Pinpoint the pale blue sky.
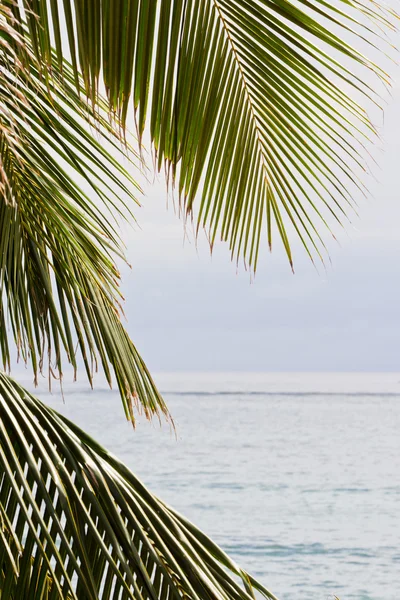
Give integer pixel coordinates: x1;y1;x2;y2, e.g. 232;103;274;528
43;3;400;375
9;6;400;381
120;74;400;373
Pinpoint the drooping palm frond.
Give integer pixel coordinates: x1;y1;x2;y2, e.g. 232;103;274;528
0;8;169;424
13;0;395;269
0;371;278;600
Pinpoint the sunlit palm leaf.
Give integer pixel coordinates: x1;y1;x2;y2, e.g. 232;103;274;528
0;9;168;424
14;0;395;269
0;372;278;600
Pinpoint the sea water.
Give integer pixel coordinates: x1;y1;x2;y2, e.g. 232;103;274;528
35;372;400;600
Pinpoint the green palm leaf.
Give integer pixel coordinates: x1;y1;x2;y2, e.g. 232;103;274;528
0;371;278;600
0;8;168;424
12;0;395;269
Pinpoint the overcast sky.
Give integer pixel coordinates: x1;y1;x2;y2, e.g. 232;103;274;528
11;7;400;381
119;56;400;374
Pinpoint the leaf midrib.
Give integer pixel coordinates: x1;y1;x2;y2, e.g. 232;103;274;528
212;0;270;181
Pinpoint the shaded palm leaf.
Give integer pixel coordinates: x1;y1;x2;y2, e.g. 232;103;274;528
0;371;278;600
0;9;168;424
14;0;395;269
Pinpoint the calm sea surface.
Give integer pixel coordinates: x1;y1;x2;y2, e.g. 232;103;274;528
35;373;400;600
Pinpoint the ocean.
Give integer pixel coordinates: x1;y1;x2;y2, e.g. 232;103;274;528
34;372;400;600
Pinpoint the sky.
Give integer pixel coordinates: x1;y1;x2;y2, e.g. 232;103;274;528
119;69;400;373
10;5;400;381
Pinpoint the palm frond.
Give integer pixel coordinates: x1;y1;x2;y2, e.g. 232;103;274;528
13;0;396;269
0;9;169;424
0;371;278;600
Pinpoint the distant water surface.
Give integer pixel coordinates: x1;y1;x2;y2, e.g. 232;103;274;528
31;373;400;600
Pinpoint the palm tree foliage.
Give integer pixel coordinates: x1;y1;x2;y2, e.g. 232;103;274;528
0;6;168;423
0;1;395;599
0;372;280;600
11;0;394;268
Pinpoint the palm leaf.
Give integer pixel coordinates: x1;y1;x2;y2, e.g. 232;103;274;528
13;0;395;269
0;8;169;424
0;371;278;600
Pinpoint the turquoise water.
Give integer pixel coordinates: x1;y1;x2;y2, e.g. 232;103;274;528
38;373;400;600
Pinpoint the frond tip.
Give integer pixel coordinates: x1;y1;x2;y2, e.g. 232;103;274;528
0;372;278;600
